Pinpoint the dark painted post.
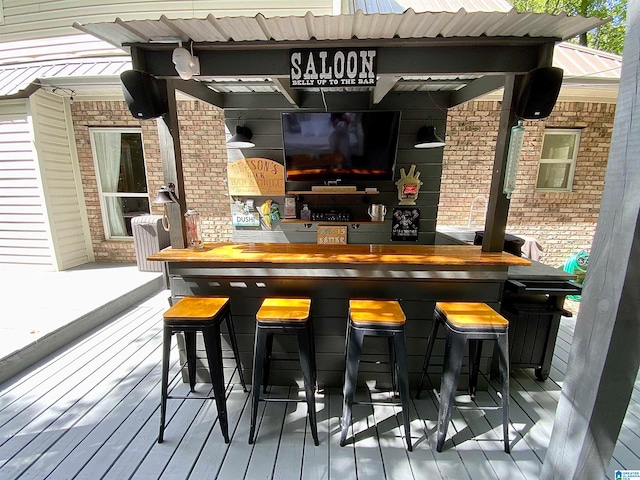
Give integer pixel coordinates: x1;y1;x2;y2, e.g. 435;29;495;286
157;80;187;248
542;2;640;477
482;74;522;252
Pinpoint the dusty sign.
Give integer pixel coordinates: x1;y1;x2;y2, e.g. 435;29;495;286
227;158;285;196
290;48;377;88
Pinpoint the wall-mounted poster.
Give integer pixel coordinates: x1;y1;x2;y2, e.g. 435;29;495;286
391;207;420;241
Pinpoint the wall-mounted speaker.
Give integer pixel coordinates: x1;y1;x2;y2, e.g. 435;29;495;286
515;67;564;120
120;70;168;120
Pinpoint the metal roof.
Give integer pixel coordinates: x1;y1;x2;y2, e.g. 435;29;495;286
73;10;608;48
348;0;514;14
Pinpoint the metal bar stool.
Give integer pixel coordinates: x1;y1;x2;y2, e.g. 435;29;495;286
249;297;319;446
416;302;510;453
340;299;412;451
159;296;246;444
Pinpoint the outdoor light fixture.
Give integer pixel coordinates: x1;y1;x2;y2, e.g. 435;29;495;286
414;117;445;148
227;117;255;148
172;43;200;80
152;183;178;231
503;120;526;199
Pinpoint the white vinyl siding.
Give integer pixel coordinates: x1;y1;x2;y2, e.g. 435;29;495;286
0;1;335;42
29;90;93;270
0;99;54;268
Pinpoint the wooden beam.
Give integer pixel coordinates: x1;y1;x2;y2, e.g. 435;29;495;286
482;74;522;253
372;75;400;104
271;77;301;107
157;80;187;248
450;75;505;107
173;79;224;107
542;3;640;478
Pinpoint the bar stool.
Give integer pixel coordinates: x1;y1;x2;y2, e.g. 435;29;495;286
416;302;510;453
340;299;412;451
249;297;319;446
159;296;246;444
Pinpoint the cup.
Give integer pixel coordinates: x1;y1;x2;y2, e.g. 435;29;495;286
368;204;387;221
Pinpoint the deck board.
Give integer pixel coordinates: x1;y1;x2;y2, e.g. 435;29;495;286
0;293;638;479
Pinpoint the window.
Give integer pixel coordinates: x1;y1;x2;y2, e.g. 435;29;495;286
90;129;150;238
535;129;580;192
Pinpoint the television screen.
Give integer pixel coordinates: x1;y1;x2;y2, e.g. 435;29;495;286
282;111;401;182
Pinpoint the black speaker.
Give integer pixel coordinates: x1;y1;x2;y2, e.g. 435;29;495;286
120;70;168;120
515;67;564;120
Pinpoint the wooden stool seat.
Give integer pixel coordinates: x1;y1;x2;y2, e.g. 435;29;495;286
250;297;319;446
349;299;406;325
158;296;246;445
436;302;508;330
164;296;230;323
341;299;412;451
256;298;311;323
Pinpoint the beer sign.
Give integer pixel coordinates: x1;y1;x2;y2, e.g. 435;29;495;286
290;48;377;88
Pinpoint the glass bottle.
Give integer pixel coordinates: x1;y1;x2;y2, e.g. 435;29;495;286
184;208;204;249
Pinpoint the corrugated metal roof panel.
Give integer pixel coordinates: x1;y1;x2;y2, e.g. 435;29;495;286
555;42;621;79
74;10;608;47
348;0;514;14
0;57;131;97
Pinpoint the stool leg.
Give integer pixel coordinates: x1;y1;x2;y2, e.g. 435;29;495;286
497;333;510;453
436;332;466;452
202;325;230;443
158;327;172;443
224;308;247;392
417;316;440;398
184;331;197;392
388;336;397;396
308;319;318;390
297;327;319;446
468;339;483;400
393;330;413;451
249;326;268;444
340;326;363;447
262;333;274;394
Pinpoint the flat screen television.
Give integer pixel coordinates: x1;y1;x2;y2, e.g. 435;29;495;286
282;111;401;182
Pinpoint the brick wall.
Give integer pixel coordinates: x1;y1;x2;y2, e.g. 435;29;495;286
72;100;232;263
438;100;615;268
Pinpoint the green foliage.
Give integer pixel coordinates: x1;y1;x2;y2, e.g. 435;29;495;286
510;0;626;54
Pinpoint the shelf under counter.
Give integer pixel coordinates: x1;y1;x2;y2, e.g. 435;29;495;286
281;219;386;225
287;190;379;195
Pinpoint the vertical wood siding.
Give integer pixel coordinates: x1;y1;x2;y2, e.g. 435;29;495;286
29;90;93;270
0;99;54;267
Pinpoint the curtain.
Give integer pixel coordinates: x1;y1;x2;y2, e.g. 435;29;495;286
93;131;127;236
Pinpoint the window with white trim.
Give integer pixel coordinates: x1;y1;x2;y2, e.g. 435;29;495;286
535;129;580;192
90;128;150;238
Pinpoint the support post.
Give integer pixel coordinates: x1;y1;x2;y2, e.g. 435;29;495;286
157;80;187;248
542;2;640;477
482;74;522;252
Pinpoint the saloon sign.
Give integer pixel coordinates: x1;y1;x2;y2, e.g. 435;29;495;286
290;48;377;88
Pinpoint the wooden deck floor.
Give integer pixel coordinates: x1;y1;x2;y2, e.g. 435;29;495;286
0;290;638;479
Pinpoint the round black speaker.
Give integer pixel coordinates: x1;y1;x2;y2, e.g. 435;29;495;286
120;70;168;120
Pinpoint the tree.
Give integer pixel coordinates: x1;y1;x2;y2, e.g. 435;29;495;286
510;0;627;54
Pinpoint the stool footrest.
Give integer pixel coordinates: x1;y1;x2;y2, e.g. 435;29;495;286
259;397;309;403
352;400;403;407
167;395;217;400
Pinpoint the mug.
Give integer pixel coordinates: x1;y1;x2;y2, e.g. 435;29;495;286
368;204;387;221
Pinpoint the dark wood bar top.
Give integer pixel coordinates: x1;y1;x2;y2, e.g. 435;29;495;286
148;242;531;267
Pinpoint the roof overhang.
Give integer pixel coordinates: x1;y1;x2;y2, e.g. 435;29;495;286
73;10;609;107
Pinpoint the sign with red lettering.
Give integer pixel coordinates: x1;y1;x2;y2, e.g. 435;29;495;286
227;158;285;196
290;48;377;88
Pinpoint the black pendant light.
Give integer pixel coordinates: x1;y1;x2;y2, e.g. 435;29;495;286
227;117;255;148
414;125;445;149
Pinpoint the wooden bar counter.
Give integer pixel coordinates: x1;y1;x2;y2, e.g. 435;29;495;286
150;243;529;388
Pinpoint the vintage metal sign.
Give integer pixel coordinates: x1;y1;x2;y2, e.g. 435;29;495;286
317;225;348;245
227;158;285;196
232;212;261;227
290;48;377;88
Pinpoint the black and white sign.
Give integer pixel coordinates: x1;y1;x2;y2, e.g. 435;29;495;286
290;48;377;88
391;208;420;241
